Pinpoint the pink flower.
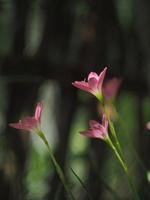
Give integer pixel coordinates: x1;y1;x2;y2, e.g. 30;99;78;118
9;102;43;133
146;122;150;130
80;114;108;140
72;67;107;101
103;78;121;101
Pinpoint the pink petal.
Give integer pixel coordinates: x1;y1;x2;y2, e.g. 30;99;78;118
72;81;91;93
9;122;33;131
21;117;38;127
95;124;108;138
90;117;108;137
34;102;43;122
88;72;99;81
80;130;102;138
9;122;30;131
9;117;38;131
80;129;107;139
89;120;101;129
102;114;108;130
87;72;99;92
103;78;121;100
88;75;99;92
97;67;107;91
146;122;150;130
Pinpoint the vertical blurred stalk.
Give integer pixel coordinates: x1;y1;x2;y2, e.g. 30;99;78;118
38;131;75;200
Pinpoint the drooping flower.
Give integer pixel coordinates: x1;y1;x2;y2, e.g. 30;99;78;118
103;78;122;101
80;114;108;140
9;102;43;133
72;67;107;101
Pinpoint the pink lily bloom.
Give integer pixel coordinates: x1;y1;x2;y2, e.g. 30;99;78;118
103;78;122;101
72;67;107;101
80;114;108;140
9;102;43;133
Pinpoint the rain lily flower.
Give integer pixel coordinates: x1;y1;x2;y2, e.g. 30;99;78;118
103;78;122;101
9;102;43;134
80;114;108;140
72;67;107;101
9;102;76;199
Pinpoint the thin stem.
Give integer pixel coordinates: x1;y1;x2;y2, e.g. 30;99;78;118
106;137;140;200
97;96;140;199
101;103;123;158
90;151;123;200
108;119;125;162
37;131;75;200
70;167;93;200
102;103;126;167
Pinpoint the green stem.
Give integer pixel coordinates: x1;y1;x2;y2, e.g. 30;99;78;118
101;103;123;159
106;137;140;200
70;167;93;200
37;131;75;200
108;119;125;162
98;98;140;199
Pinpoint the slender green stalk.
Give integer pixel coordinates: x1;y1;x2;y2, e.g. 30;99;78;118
105;110;140;200
97;95;140;199
102;103;126;168
108;119;125;161
106;137;140;200
102;102;123;159
70;167;93;200
90;151;123;200
37;131;75;200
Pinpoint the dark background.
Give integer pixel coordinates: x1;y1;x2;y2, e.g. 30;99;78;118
0;0;150;199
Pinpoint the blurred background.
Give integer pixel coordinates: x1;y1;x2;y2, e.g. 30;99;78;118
0;0;150;199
